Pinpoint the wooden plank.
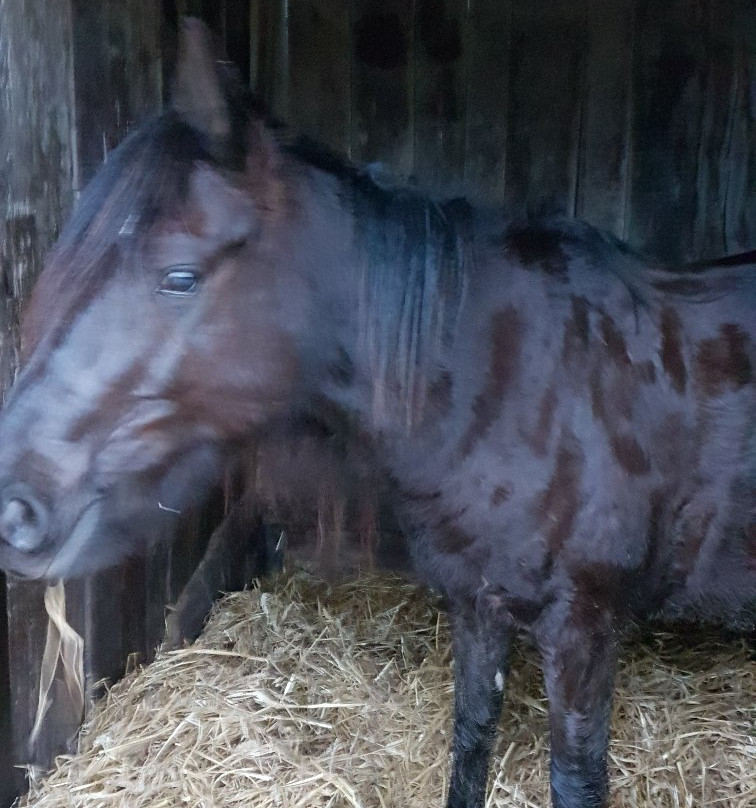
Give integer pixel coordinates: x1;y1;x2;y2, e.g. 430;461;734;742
143;490;225;656
165;493;263;649
2;2;163;782
250;0;290;120
503;0;586;215
0;0;76;286
125;0;164;122
412;0;468;197
71;0;163;186
686;0;746;259
627;0;711;262
69;1;115;186
223;0;252;82
462;0;512;205
0;219;25;406
351;0;414;179
249;0;262;89
118;559;150;664
722;1;755;256
2;214;41;306
1;0;78;797
144;542;173;655
288;0;351;154
575;0;634;238
0;297;19;408
82;565;143;691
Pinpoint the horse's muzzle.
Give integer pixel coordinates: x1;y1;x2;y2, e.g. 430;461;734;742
0;483;50;553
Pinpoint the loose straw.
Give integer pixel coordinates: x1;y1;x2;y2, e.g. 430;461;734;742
18;571;755;808
29;582;85;751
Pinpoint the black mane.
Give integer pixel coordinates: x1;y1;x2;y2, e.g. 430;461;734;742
58;113;211;253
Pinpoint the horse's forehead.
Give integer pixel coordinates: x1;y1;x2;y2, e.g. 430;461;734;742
152;164;256;245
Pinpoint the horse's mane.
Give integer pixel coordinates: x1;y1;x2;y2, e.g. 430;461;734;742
22;113;212;358
281;135;473;431
352;187;471;430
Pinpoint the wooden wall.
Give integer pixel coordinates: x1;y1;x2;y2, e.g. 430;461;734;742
1;4;78;801
0;0;165;800
251;0;755;263
0;0;753;805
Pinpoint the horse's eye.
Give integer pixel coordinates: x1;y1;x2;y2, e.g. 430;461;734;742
157;267;199;296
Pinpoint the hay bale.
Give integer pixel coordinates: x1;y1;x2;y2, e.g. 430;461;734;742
19;571;755;808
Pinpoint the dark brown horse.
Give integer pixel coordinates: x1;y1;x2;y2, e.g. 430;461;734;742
0;21;753;808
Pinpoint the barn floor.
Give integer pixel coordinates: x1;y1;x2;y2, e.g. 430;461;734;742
16;570;756;808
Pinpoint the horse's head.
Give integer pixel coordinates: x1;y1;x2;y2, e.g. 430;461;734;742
0;21;305;579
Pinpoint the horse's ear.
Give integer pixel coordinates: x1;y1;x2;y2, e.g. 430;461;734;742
172;18;232;160
243;118;289;217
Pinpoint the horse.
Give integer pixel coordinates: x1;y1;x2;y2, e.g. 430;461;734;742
0;20;753;808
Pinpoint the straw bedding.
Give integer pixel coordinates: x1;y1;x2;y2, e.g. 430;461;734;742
20;570;755;808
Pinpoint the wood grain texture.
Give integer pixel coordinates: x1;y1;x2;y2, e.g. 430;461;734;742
627;0;731;262
463;0;512;204
251;0;753;258
71;0;162;187
722;3;756;256
0;0;76;370
250;0;290;121
413;0;467;196
504;0;586;216
1;2;163;793
288;0;351;154
351;0;414;180
576;0;634;238
1;0;78;795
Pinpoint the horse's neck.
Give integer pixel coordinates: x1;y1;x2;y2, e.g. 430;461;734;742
300;169;470;434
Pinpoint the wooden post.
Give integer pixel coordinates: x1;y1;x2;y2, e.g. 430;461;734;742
0;0;77;798
0;0;163;800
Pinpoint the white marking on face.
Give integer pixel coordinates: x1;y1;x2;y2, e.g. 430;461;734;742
494;670;504;692
119;214;139;236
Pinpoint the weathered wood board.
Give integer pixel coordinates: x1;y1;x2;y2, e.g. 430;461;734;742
250;0;754;259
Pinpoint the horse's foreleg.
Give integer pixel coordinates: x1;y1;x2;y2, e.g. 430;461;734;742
446;595;513;808
537;600;618;808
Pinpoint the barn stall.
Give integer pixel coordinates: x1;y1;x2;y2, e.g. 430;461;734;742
0;1;754;806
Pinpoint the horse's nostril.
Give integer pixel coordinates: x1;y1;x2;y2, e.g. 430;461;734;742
0;484;49;552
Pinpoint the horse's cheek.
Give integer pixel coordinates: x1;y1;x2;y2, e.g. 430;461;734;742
203;290;300;416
